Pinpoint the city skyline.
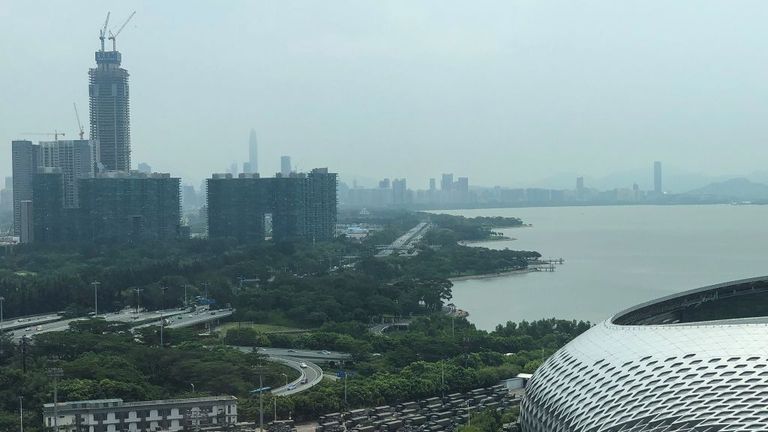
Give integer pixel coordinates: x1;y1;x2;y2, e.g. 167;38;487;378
4;2;768;188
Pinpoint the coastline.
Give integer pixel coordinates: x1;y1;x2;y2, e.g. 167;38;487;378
449;267;534;282
458;236;516;245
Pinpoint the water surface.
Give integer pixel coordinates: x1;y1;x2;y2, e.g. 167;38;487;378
437;205;768;330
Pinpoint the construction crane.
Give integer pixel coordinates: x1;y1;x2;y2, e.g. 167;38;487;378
98;12;110;51
73;103;85;140
109;11;136;51
22;131;66;141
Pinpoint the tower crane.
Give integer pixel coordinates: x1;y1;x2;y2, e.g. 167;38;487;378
109;11;136;51
22;131;66;141
99;12;110;51
73;103;85;140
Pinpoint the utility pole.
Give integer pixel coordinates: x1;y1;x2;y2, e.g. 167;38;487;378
47;367;63;432
183;284;189;308
273;396;277;422
160;286;167;347
91;281;100;317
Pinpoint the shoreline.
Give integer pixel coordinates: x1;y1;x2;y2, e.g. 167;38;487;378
449;267;534;282
458;236;516;245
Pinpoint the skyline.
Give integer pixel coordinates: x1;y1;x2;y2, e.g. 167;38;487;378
4;1;768;189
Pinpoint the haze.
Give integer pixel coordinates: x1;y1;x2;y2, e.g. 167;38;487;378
2;0;768;190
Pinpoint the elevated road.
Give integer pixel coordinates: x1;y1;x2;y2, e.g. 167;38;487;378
0;313;63;332
232;346;326;396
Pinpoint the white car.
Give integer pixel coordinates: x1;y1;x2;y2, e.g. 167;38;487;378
300;362;308;368
287;384;296;390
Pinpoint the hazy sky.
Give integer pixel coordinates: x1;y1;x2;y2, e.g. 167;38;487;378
2;1;768;190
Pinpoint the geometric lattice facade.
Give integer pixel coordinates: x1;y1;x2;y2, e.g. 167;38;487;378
520;276;768;431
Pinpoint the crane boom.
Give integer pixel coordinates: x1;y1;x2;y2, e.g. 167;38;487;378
22;131;66;141
73;103;85;140
99;12;111;51
109;11;136;51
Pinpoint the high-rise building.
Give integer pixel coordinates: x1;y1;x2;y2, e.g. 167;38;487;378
207;168;337;243
653;161;663;194
392;178;407;204
280;156;292;177
77;172;181;243
12;139;94;236
576;176;585;198
378;178;391;189
38;140;94;208
429;178;436;191
456;177;469;194
11;140;39;236
89;38;131;172
248;129;258;174
32;169;65;244
441;173;454;191
182;184;199;211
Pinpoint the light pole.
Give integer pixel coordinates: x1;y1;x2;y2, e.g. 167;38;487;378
273;396;277;422
91;281;100;317
190;383;195;393
183;284;189;308
281;373;288;387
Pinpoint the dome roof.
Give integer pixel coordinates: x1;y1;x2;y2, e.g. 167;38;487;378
520;276;768;431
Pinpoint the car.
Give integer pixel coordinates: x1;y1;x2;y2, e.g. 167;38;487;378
287;384;296;390
321;350;331;355
176;316;183;320
210;311;216;315
287;349;296;353
300;378;308;385
300;362;307;368
36;326;42;330
25;327;32;332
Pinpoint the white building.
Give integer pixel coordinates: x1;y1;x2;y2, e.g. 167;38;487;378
43;396;237;432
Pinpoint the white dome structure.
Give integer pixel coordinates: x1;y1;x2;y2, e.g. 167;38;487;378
519;276;768;431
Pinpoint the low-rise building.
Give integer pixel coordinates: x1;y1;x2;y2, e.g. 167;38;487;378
42;396;237;432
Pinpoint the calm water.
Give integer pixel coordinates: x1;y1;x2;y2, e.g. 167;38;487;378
438;205;768;330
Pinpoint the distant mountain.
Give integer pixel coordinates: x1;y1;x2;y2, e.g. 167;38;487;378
685;178;768;201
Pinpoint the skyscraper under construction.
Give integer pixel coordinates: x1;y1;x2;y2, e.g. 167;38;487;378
89;12;134;172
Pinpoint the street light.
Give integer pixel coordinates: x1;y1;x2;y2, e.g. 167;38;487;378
18;395;23;432
190;383;195;393
281;373;288;387
91;281;100;317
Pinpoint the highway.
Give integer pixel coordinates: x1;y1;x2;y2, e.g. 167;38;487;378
232;346;335;396
4;309;216;341
136;308;234;330
0;313;63;332
375;222;431;257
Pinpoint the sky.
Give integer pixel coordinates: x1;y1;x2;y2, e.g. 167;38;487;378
2;1;768;191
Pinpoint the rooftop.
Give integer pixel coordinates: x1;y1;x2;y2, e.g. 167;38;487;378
612;276;768;326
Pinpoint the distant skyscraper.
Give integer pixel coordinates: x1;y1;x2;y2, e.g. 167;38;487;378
0;176;12;211
654;161;663;194
229;162;238;176
248;129;258;174
392;178;407;204
576;176;585;197
456;177;469;194
441;173;454;191
379;178;391;189
281;156;292;177
89;38;131;172
429;178;436;191
19;200;33;243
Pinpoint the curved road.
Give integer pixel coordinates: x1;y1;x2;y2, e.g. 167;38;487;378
232;346;325;396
